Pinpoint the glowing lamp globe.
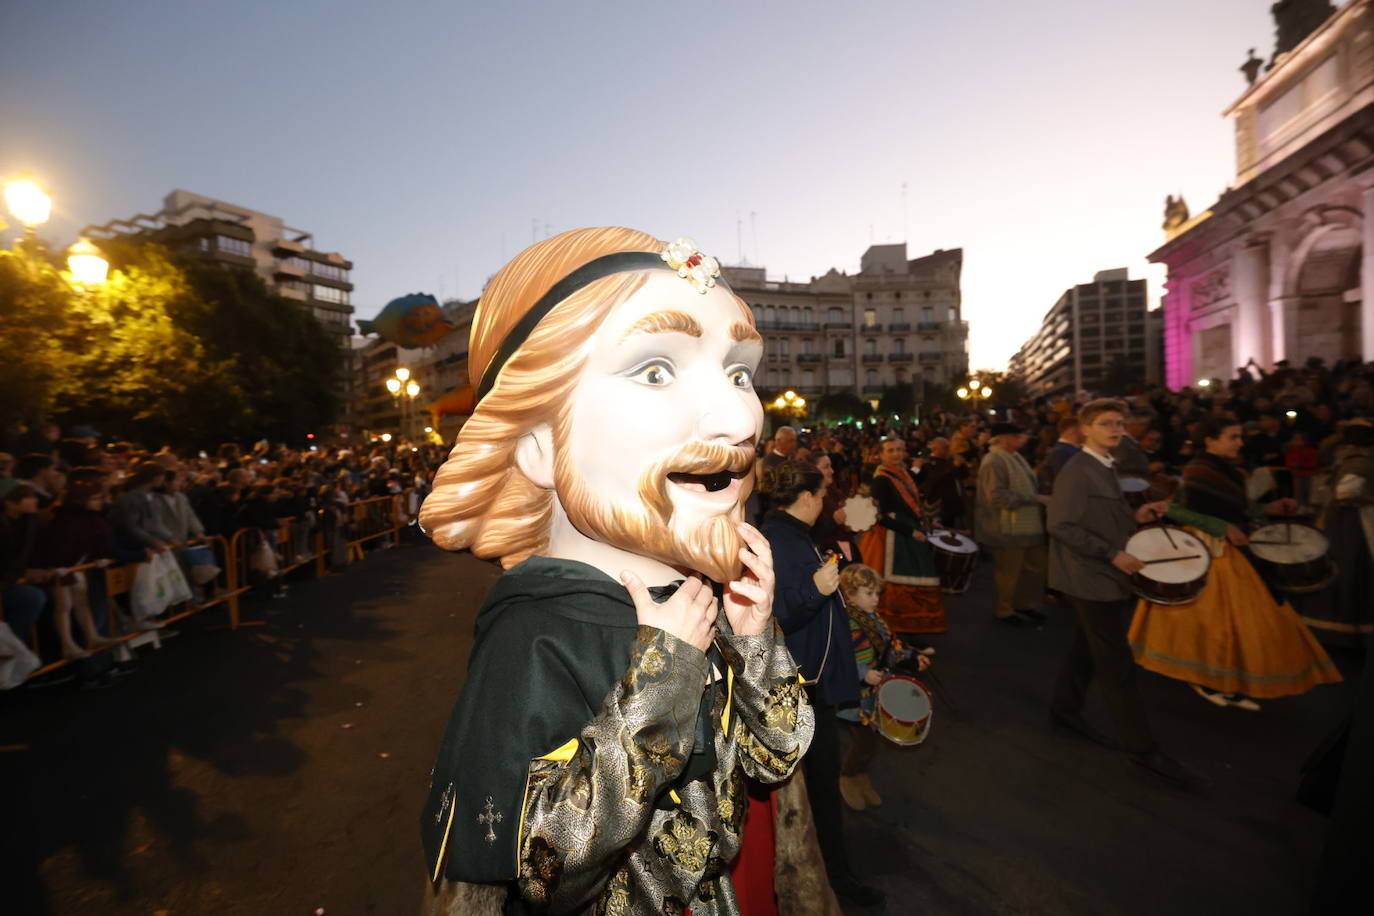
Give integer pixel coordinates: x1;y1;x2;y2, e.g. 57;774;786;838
784;390;796;400
66;238;109;285
773;396;786;408
795;397;805;408
395;367;411;382
385;377;402;395
4;176;51;227
980;386;992;398
405;381;420;398
381;433;393;442
956;387;969;399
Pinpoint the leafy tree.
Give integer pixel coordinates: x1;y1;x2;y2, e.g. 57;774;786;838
878;382;916;418
815;389;870;423
0;245;76;430
0;240;342;448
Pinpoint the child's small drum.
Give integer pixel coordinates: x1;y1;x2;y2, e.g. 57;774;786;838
874;674;934;747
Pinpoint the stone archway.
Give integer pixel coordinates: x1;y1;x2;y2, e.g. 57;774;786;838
1285;208;1363;364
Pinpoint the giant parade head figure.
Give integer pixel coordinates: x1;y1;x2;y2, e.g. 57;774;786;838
420;227;764;584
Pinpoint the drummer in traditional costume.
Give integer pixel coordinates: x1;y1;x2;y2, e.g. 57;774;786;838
835;563;930;812
1300;418;1374;644
859;436;947;634
1128;416;1342;709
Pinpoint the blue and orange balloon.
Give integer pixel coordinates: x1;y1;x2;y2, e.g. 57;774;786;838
356;293;457;348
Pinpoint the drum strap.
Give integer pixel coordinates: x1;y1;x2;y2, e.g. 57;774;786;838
799;544;837;688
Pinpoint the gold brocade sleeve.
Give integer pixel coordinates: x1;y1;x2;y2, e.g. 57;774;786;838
514;625;709;912
719;623;815;782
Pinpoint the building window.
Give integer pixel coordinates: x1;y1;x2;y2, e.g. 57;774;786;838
309;261;349;283
790;306;800;325
217;236;251;257
803;307;813;325
866;368;878;387
865;338;877;355
764;305;776;324
833;339;846;357
199;237;210;252
803;338;814;354
313;284;350;305
894;307;904;324
828;307;842;324
803;369;814;387
864;309;877;328
894;338;906;354
922;306;934;321
895;368;907;384
780;338;790;356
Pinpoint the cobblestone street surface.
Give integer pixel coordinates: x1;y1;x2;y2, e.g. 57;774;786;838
1;539;1360;915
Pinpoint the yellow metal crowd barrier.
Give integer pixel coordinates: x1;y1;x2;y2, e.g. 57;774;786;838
2;492;414;682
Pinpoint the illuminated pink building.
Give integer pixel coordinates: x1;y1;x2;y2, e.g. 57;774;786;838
1150;0;1374;389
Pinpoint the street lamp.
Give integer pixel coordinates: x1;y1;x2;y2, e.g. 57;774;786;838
66;238;109;286
386;367;422;439
957;376;993;413
4;175;51;232
771;389;806;420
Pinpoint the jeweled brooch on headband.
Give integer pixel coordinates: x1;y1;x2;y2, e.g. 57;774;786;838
661;238;721;294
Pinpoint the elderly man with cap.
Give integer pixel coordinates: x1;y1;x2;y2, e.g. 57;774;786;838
976;422;1051;627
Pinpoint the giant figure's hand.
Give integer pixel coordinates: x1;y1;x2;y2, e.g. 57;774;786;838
723;522;774;637
621;571;717;653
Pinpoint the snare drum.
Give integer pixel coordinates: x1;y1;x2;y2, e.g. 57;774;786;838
1124;526;1212;606
1248;523;1337;593
928;529;979;594
874;674;934;747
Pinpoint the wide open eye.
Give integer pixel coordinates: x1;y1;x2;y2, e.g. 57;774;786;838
728;366;754;389
627;360;675;387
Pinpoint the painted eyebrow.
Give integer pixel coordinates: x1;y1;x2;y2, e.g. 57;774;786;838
618;310;702;343
730;321;763;344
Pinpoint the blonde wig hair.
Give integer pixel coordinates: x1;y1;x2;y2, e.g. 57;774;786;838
420;227;755;573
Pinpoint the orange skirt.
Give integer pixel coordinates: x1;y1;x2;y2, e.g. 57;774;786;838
878;584;947;634
1128;535;1342;698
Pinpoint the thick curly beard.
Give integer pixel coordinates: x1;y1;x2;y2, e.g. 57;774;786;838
555;440;754;584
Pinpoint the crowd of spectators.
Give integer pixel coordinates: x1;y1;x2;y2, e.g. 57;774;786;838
758;356;1374;526
0;423;445;689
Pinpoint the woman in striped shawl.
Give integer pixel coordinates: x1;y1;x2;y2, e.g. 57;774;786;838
1128;417;1341;709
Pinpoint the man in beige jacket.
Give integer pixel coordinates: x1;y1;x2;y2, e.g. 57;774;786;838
976;422;1051;627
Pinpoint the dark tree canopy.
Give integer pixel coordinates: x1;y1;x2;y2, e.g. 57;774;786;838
0;241;342;447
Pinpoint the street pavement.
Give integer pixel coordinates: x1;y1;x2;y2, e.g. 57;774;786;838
0;537;1361;915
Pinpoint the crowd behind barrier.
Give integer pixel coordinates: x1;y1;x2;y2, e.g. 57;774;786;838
0;431;444;690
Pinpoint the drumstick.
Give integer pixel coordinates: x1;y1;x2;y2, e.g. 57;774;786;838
922;668;959;718
1141;554;1202;565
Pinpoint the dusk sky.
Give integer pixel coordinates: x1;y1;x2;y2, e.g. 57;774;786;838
1;0;1278;370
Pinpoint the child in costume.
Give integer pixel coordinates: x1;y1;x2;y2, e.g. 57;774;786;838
836;563;930;810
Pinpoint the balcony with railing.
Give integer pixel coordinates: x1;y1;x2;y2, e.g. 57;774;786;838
888;353;914;363
888;322;911;332
798;353;823;364
918;352;943;364
860;323;883;333
861;353;884;364
824;321;853;330
757;320;820;332
917;321;942;332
